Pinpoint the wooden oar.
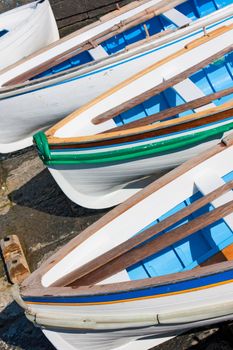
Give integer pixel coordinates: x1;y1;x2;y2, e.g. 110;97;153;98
105;86;233;133
50;180;233;287
4;0;185;87
92;43;233;126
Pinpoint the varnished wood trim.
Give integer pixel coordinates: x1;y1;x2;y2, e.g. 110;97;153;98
93;45;233;126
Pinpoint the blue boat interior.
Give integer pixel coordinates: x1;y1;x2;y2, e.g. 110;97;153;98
31;0;231;80
113;51;233;127
127;170;233;280
0;29;8;38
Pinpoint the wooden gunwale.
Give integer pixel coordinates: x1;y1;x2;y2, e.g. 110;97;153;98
3;0;185;87
45;25;233;140
21;260;233;298
48;101;233;149
21;135;233;297
50;183;233;287
107;86;233;132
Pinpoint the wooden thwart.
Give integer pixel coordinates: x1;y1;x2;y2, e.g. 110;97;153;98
50;180;233;287
0;235;30;284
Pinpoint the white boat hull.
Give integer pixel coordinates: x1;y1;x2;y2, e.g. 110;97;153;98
0;0;59;70
26;280;233;350
0;6;232;153
48;136;221;209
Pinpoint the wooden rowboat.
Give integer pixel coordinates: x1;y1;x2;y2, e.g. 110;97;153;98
18;133;233;350
34;24;233;209
0;0;232;153
0;0;59;70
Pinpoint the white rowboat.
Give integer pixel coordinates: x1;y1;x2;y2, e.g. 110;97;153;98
0;0;232;153
34;24;233;209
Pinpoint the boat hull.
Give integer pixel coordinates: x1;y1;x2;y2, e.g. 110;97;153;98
23;272;233;350
47;133;226;209
0;0;59;70
0;6;232;153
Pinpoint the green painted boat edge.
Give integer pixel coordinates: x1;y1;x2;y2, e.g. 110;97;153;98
33;122;233;166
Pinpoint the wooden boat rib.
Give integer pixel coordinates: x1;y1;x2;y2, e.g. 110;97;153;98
18;133;233;350
0;0;232;153
0;0;59;70
33;25;233;209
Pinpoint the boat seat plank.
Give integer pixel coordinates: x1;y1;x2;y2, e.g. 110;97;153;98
173;79;215;111
88;45;109;60
163;8;192;27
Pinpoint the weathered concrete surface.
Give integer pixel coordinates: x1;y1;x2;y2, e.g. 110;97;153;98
1;149;233;350
0;0;133;36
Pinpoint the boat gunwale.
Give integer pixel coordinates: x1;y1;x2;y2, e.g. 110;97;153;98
46;101;233;148
1;6;232;97
21;260;233;299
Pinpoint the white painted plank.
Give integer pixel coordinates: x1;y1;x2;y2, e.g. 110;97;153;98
163;8;192;27
173;79;216;111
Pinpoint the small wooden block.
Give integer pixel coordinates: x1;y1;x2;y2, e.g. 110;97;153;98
0;235;30;284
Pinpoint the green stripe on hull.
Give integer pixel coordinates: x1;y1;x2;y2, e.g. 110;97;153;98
34;122;233;166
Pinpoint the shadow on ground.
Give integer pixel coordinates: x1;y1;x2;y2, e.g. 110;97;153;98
0;301;55;350
9;168;107;218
